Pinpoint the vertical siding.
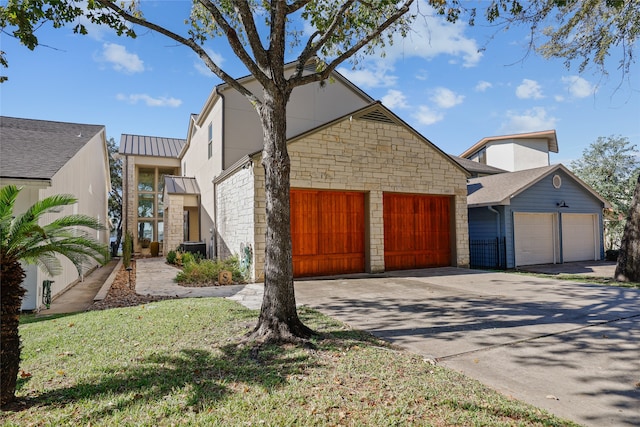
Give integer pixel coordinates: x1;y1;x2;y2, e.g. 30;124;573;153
36;132;110;308
504;169;605;267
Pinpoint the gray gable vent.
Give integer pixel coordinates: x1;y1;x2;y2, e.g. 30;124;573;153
358;109;397;125
304;63;318;73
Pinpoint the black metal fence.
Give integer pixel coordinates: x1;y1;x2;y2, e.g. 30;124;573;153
470;237;506;270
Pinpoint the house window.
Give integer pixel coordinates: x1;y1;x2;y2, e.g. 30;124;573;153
207;123;213;159
477;148;487;165
136;166;176;245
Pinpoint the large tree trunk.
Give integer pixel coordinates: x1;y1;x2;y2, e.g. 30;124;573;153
615;175;640;282
0;255;26;408
248;87;314;342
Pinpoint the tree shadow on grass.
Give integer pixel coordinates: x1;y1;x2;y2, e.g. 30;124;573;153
12;325;383;424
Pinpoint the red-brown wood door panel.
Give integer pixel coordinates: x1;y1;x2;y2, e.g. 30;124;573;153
384;193;451;270
291;189;365;277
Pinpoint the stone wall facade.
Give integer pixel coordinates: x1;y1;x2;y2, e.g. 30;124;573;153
215;166;256;278
244;112;470;280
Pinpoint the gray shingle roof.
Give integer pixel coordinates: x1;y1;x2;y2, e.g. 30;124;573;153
467;164;609;208
119;134;186;158
0;116;104;180
449;155;506;176
165;175;200;194
467;165;560;207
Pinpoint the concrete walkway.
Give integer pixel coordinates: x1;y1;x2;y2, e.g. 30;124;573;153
38;259;120;315
134;257;264;309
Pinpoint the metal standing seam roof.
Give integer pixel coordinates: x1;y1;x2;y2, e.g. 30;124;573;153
119;134;186;158
0;116;104;180
164;175;200;194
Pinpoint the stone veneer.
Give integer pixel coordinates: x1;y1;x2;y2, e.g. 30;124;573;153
215;166;256;275
218;113;470;281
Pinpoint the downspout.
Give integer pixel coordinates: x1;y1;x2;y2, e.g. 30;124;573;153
212;178;218;260
487;206;500;237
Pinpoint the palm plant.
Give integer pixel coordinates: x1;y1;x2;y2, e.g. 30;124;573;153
0;185;109;408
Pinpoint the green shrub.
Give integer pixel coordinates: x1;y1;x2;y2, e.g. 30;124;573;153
123;230;133;269
150;241;160;257
175;256;245;285
166;250;177;265
181;251;196;267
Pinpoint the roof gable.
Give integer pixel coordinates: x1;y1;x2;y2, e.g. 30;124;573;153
0;116;105;180
467;164;609;207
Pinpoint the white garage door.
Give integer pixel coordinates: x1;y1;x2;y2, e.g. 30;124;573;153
562;213;598;262
514;213;557;266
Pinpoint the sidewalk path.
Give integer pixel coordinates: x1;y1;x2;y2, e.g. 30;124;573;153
38;259;119;315
135;257;263;309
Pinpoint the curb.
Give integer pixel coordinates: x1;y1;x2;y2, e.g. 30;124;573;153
94;258;123;301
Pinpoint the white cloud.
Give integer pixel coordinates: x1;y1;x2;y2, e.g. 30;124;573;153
336;65;398;89
475;80;492;92
561;75;596;98
516;79;544;99
326;2;481;88
413;105;444;126
430;87;464;109
500;107;558;134
116;93;182;108
388;1;482;68
100;43;144;73
194;48;226;77
381;89;409;109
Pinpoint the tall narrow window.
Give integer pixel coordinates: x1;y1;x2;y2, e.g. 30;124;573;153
207;123;213;159
137;167;176;246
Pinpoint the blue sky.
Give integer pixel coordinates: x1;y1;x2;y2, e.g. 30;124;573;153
1;1;639;164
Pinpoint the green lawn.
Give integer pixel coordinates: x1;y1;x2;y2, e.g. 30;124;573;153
2;299;578;426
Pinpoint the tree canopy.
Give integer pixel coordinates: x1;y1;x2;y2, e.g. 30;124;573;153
570;135;640;249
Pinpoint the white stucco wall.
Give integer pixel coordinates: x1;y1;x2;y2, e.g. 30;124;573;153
485;139;550;171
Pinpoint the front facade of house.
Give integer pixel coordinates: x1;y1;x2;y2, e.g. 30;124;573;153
0;117;111;310
214;103;469;280
121;68;470;281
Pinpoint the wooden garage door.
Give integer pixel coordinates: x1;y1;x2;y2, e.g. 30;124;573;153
514;213;556;266
290;189;365;277
383;193;451;270
562;213;597;262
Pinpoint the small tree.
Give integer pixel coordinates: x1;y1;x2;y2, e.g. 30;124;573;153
0;185;109;408
107;137;123;256
570;136;640;250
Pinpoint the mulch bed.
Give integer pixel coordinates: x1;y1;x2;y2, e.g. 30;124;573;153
88;260;174;311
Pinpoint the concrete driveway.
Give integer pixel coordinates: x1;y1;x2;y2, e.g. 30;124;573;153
293;268;640;427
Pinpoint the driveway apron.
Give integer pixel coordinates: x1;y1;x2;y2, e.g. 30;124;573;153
293;268;640;427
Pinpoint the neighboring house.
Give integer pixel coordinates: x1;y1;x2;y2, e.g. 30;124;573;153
121;65;471;280
0;116;111;311
460;131;609;268
459;129;558;172
119;134;187;253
